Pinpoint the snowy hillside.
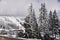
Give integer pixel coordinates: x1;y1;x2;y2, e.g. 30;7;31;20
0;16;25;31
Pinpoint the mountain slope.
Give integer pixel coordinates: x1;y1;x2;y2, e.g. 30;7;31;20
0;16;25;31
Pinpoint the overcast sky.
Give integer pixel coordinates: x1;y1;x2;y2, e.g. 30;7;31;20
0;0;60;17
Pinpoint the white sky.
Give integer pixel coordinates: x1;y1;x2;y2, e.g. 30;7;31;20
0;0;60;17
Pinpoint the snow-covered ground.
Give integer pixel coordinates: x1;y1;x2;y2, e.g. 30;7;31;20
0;16;25;38
0;34;16;38
0;16;25;31
24;39;41;40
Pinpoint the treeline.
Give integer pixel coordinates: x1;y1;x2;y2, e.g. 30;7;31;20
23;3;60;39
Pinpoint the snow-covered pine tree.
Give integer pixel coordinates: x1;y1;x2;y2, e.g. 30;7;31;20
52;10;59;34
28;3;38;38
32;9;38;31
24;3;38;38
49;11;53;31
39;3;49;34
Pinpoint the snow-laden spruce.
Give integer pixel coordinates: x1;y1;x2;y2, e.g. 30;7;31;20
38;3;49;34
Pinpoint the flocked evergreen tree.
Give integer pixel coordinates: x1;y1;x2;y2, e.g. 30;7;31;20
39;3;49;34
52;10;59;35
49;11;53;31
24;3;38;38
